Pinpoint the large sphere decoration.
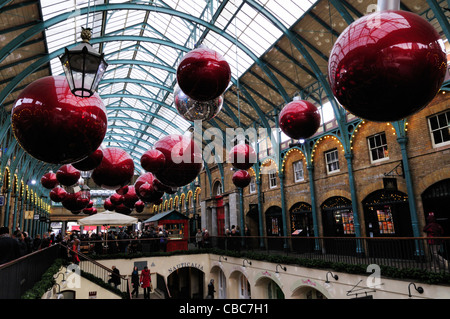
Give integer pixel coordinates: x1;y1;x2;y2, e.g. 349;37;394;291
229;143;257;171
134;173;164;203
140;149;166;173
232;170;252;188
104;197;115;211
153;134;203;188
10;76;107;164
176;46;231;101
279;99;321;140
91;147;135;190
41;171;59;190
56;164;81;187
134;200;145;213
174;84;223;122
72;148;103;171
61;190;90;212
122;186;139;208
50;186;67;202
328;10;447;122
116;185;129;195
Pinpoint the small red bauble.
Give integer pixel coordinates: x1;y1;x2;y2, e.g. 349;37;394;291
116;185;129;195
83;207;96;215
229;143;257;170
91;147;135;190
153;134;203;187
134;200;145;213
61;191;89;212
110;193;124;205
49;186;67;202
328;10;447;122
115;203;132;215
10;76;107;164
72;148;103;171
104;197;115;211
134;173;164;203
176;46;231;101
140;149;166;173
279;99;321;140
41;171;59;189
122;186;139;208
56;164;80;186
232;170;252;188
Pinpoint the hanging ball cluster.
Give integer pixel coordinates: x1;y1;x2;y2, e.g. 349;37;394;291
279;98;321;140
11;76;107;164
328;10;447;122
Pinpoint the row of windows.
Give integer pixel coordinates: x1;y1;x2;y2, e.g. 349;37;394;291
245;110;450;191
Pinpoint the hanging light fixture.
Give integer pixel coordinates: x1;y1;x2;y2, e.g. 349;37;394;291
59;27;108;98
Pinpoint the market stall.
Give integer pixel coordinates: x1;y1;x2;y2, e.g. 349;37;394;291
143;209;189;252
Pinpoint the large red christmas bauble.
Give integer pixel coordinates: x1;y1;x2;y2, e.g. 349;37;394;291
279;99;321;139
41;171;59;189
140;149;166;173
72;148;103;171
91;147;135;190
176;46;231;101
229;143;257;170
56;164;81;186
11;76;107;164
232;170;251;188
153;134;203;187
328;10;447;122
49;186;67;202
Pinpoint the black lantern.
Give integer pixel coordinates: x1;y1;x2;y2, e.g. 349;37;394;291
59;27;108;97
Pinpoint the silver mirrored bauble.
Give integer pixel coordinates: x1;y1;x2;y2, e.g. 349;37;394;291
174;84;223;121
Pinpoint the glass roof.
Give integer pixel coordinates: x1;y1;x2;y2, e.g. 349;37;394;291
38;0;316;173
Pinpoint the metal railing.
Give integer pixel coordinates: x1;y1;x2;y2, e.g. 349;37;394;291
75;235;450;273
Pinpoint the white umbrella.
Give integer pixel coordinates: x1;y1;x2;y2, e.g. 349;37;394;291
78;210;138;226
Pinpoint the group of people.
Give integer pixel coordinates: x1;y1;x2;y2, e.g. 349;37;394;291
108;265;152;299
0;226;56;265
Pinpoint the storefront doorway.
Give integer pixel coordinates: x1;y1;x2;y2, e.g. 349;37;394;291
167;267;204;299
265;206;283;250
290;202;314;253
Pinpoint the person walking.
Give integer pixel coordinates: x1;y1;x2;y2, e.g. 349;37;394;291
108;265;121;289
131;266;140;298
423;213;448;269
207;279;216;299
140;266;152;299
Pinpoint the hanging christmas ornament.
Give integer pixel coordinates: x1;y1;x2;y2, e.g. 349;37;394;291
115;203;132;215
140;149;166;174
104;197;115;211
56;164;81;187
153;134;203;188
61;189;90;212
50;186;67;202
83;207;97;215
116;185;129;195
110;193;124;205
91;147;134;190
41;171;59;189
174;84;223;122
134;172;164;203
122;185;139;208
232;170;251;188
176;45;231;101
72;147;103;171
229;142;256;170
279;98;321;140
328;8;447;122
153;178;177;194
134;200;145;213
10;76;107;164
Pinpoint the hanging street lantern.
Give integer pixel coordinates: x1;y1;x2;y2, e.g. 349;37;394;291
59;27;108;98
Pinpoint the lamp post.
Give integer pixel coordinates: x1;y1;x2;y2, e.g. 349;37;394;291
59;27;108;97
